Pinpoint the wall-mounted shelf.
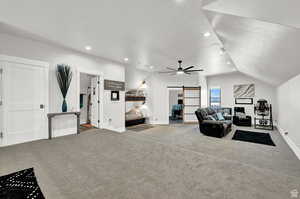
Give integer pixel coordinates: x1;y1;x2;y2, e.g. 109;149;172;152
126;96;146;102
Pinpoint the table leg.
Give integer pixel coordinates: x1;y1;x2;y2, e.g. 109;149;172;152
77;114;80;134
48;117;52;139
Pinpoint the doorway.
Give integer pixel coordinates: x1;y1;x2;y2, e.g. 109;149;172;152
167;86;201;124
0;55;49;147
168;88;184;124
79;72;100;132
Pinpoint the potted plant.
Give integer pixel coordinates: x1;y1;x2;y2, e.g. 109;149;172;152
56;64;72;112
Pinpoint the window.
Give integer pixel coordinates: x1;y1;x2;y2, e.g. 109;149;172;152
210;88;221;108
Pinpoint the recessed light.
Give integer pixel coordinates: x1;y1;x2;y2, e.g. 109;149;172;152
85;46;92;51
149;65;154;69
124;58;129;62
227;61;231;65
203;32;211;37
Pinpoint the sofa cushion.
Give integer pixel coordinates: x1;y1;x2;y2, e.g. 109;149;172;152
216;112;225;121
205;115;216;121
236;112;247;119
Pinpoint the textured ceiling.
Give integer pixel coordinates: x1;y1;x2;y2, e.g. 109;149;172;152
0;0;299;85
203;0;300;29
203;0;300;85
205;10;300;85
0;0;237;76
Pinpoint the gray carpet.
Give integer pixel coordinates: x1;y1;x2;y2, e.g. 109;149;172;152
126;124;154;132
0;125;300;199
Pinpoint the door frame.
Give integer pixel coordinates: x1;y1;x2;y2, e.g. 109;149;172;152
76;69;103;129
0;55;49;146
167;87;183;124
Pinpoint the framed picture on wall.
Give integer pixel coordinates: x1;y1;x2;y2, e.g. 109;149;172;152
235;98;253;105
111;91;120;101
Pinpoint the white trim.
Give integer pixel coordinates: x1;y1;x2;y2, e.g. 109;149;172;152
277;125;300;160
103;125;125;133
76;68;104;129
167;87;184;125
150;120;169;125
53;128;77;138
0;55;49;68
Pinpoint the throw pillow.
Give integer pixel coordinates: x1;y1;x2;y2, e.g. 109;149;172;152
212;113;219;120
236;112;247;119
205;115;216;121
216;112;225;121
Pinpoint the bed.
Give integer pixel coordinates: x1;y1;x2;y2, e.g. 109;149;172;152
125;107;145;127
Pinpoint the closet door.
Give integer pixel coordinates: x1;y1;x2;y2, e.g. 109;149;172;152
1;57;49;146
183;87;201;123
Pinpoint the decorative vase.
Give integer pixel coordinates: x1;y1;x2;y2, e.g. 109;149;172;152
62;98;67;112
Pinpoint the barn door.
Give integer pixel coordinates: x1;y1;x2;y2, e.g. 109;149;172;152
183;87;201;123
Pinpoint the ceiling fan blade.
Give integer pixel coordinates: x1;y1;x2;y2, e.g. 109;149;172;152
186;69;204;72
184;71;192;75
158;71;177;74
166;67;177;71
184;66;194;71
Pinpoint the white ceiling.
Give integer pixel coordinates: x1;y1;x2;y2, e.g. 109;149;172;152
203;0;300;85
203;0;300;29
0;0;237;76
205;10;300;85
0;0;299;85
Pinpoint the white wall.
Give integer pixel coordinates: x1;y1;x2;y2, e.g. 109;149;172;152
277;74;300;152
0;32;125;135
207;72;277;122
125;66;150;90
199;75;208;107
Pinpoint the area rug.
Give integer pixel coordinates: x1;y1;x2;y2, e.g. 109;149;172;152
0;168;45;199
232;130;276;146
127;124;154;132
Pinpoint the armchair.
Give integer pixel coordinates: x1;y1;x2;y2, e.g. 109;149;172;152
233;107;252;126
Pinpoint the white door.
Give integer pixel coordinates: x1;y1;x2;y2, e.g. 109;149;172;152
90;76;99;128
0;67;3;146
1;57;48;146
183;87;201;123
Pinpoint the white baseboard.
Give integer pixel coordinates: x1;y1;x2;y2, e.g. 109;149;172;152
149;120;169;125
102;125;126;133
53;128;77;138
277;125;300;160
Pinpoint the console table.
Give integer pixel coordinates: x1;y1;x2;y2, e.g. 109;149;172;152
47;112;81;139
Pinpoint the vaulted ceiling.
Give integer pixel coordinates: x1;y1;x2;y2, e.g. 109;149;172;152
203;0;300;85
0;0;299;85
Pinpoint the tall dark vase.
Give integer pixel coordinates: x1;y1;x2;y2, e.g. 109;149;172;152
62;98;67;112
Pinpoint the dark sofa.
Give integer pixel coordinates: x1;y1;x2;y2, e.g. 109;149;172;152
195;108;232;138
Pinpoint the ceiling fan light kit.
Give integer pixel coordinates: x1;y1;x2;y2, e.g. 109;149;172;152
158;60;204;75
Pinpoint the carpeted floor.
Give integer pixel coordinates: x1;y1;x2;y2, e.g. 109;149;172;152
0;124;300;199
126;124;154;132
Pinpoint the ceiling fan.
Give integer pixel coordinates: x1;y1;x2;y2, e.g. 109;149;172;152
158;60;204;75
